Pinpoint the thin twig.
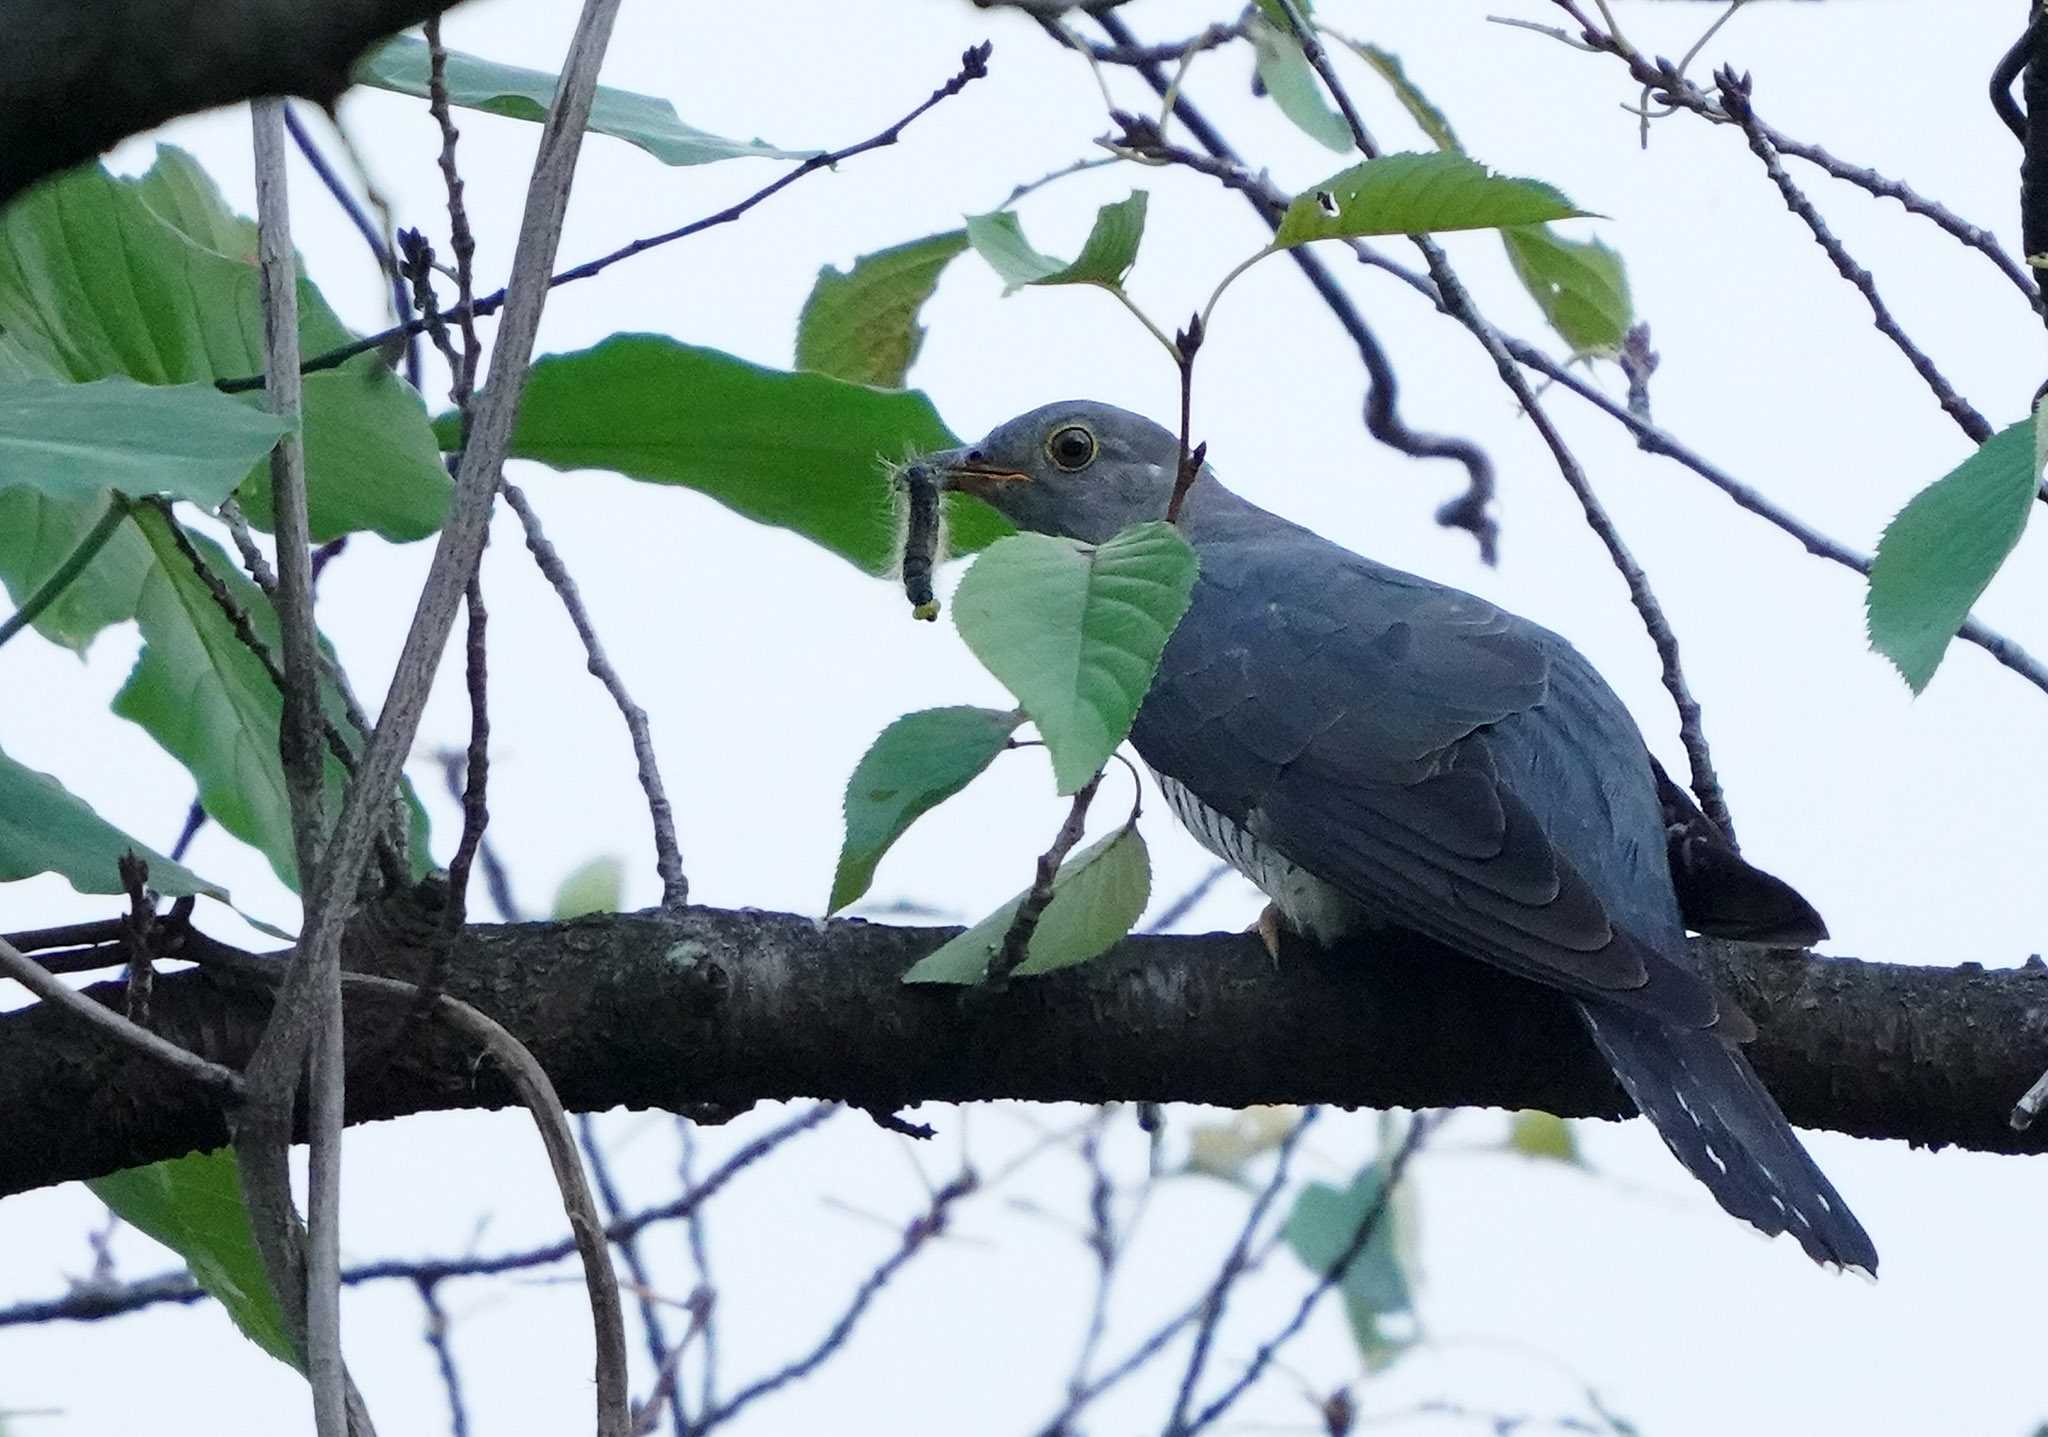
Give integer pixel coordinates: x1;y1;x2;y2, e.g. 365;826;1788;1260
579;1114;686;1437
0;493;128;651
345;972;629;1437
118;853;154;1024
1500;334;2048;699
1714;68;1993;447
686;1172;977;1434
1166;1108;1320;1434
501;481;689;910
0;934;243;1098
677;1120;721;1422
282;103;420;391
991;772;1106;984
213;45;995;396
1768;129;2043;314
1096;59;1499;560
252;99;353;1437
1165;313;1207;524
1133;9;1738;835
1179;1114;1437;1437
233;12;629;1436
1146;862;1233;934
425;17;483;407
446;577;492;924
251;100;329;884
415;1278;472;1437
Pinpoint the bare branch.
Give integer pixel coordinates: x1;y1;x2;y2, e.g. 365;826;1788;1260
214;44;996;395
0;930;243;1099
502;482;689;910
345;972;630;1437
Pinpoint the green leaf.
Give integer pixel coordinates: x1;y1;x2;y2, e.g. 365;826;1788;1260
1867;417;2037;692
1340;41;1461;151
1274;152;1585;247
353;35;811;167
89;1149;299;1369
795;231;969;389
951;521;1197;794
831;706;1023;913
1283;1159;1416;1369
0;148;450;550
965;192;1149;294
553;855;625;919
230;371;452;543
902;822;1150;984
0;488;155;651
453;334;1010;574
0;377;289;507
112;505;429;890
1501;225;1633;355
1506;1110;1583;1166
0;744;224;899
1247;13;1354;152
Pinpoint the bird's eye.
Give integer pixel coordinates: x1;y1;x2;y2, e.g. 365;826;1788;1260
1045;424;1097;471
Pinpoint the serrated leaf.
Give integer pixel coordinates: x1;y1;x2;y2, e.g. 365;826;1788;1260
1282;1159;1416;1369
0;148;450;555
1343;41;1461;151
0;378;289;507
1867;417;2037;692
795;231;969;389
831;706;1022;913
447;334;1010;574
89;1149;299;1369
1507;1110;1583;1166
1247;15;1354;152
0;744;224;899
902;822;1149;984
1275;152;1585;247
1501;225;1633;355
965;192;1149;294
951;522;1197;794
354;35;811;167
111;504;429;890
553;855;625;919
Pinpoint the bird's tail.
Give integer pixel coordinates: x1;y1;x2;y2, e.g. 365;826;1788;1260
1578;1001;1877;1273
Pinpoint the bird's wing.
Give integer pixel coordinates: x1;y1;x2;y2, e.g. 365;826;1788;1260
1132;532;1735;1034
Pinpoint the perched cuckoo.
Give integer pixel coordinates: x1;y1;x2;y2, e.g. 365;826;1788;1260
927;400;1875;1272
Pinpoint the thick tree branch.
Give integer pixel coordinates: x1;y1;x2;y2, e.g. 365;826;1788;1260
1;902;2043;1202
0;0;445;205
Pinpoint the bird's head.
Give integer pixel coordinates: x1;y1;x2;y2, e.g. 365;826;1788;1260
923;400;1185;543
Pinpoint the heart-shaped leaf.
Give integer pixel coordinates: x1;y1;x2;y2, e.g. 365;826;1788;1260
902;822;1150;984
951;521;1197;794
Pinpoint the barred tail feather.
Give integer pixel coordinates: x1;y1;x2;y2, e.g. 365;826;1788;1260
1579;1002;1878;1273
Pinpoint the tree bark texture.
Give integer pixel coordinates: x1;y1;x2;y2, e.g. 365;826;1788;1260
4;897;2047;1197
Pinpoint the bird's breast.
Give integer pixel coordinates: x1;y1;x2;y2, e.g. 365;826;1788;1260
1151;768;1367;945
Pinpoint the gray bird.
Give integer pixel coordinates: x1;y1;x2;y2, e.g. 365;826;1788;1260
927;399;1874;1272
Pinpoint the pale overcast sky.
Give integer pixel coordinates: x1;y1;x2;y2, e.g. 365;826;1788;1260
4;3;2047;1434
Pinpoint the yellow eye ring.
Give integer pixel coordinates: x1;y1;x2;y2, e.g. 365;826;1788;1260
1045;424;1097;471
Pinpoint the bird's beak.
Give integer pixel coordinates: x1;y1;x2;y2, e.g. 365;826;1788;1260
922;447;1030;498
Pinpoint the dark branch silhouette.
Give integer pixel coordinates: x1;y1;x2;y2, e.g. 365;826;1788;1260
2;897;2043;1203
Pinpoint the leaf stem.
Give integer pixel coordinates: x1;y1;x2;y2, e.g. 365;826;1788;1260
990;769;1105;986
0;492;129;651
